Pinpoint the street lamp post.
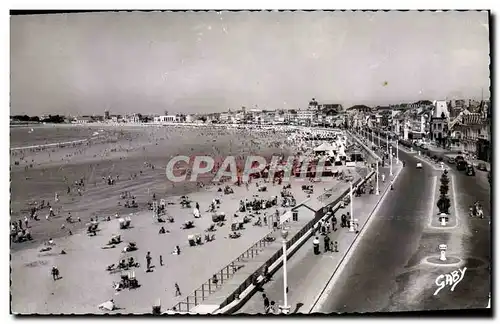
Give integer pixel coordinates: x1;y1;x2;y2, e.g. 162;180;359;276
396;138;399;163
386;134;389;153
280;228;290;314
371;129;374;146
349;182;355;232
390;146;394;176
376;160;380;195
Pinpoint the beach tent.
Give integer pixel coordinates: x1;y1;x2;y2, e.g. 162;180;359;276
314;143;336;153
313;143;330;152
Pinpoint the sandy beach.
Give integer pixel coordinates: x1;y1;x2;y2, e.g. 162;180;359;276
10;125;293;250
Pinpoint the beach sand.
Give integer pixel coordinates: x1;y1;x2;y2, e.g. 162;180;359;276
10;125;292;252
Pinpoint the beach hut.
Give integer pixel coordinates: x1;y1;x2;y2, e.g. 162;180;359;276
314;143;336;156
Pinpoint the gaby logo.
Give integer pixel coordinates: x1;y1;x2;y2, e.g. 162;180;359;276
433;267;467;296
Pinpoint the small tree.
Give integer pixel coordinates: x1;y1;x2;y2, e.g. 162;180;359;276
441;172;449;184
439;184;449;196
437;196;451;214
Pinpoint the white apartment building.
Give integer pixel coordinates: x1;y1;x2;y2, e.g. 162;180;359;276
154;115;178;123
296;109;314;121
219;113;230;122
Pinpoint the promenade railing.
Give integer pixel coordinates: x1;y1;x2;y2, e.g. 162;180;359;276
171;227;276;313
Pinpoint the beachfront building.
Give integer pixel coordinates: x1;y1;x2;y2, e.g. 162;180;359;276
219;113;231;123
429;100;450;147
321;103;343;114
231;112;244;124
453;106;491;162
154;115;178;123
308;98;320;110
296;109;314;124
125;113;141;124
72;116;94;124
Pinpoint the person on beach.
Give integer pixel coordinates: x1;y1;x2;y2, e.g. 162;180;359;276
51;266;60;281
174;283;181;296
146;252;152;271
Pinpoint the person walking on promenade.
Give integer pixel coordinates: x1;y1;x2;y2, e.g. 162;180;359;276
146;251;152;271
159;255;163;267
313;237;320;255
324;235;330;252
174;283;182;296
263;294;270;313
332;214;338;231
382;173;386;183
341;214;347;228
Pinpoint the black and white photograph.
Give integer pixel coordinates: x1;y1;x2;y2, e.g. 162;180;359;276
8;8;492;316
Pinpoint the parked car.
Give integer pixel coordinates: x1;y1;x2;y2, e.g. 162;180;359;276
466;163;476;176
477;162;488;171
455;155;465;164
416;162;423;169
456;160;467;171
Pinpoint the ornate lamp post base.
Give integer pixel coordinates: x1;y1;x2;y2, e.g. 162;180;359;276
279;305;291;314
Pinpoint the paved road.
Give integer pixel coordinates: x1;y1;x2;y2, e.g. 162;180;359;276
317;135;491;313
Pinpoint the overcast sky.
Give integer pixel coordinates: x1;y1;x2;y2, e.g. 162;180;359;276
10;11;490;116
